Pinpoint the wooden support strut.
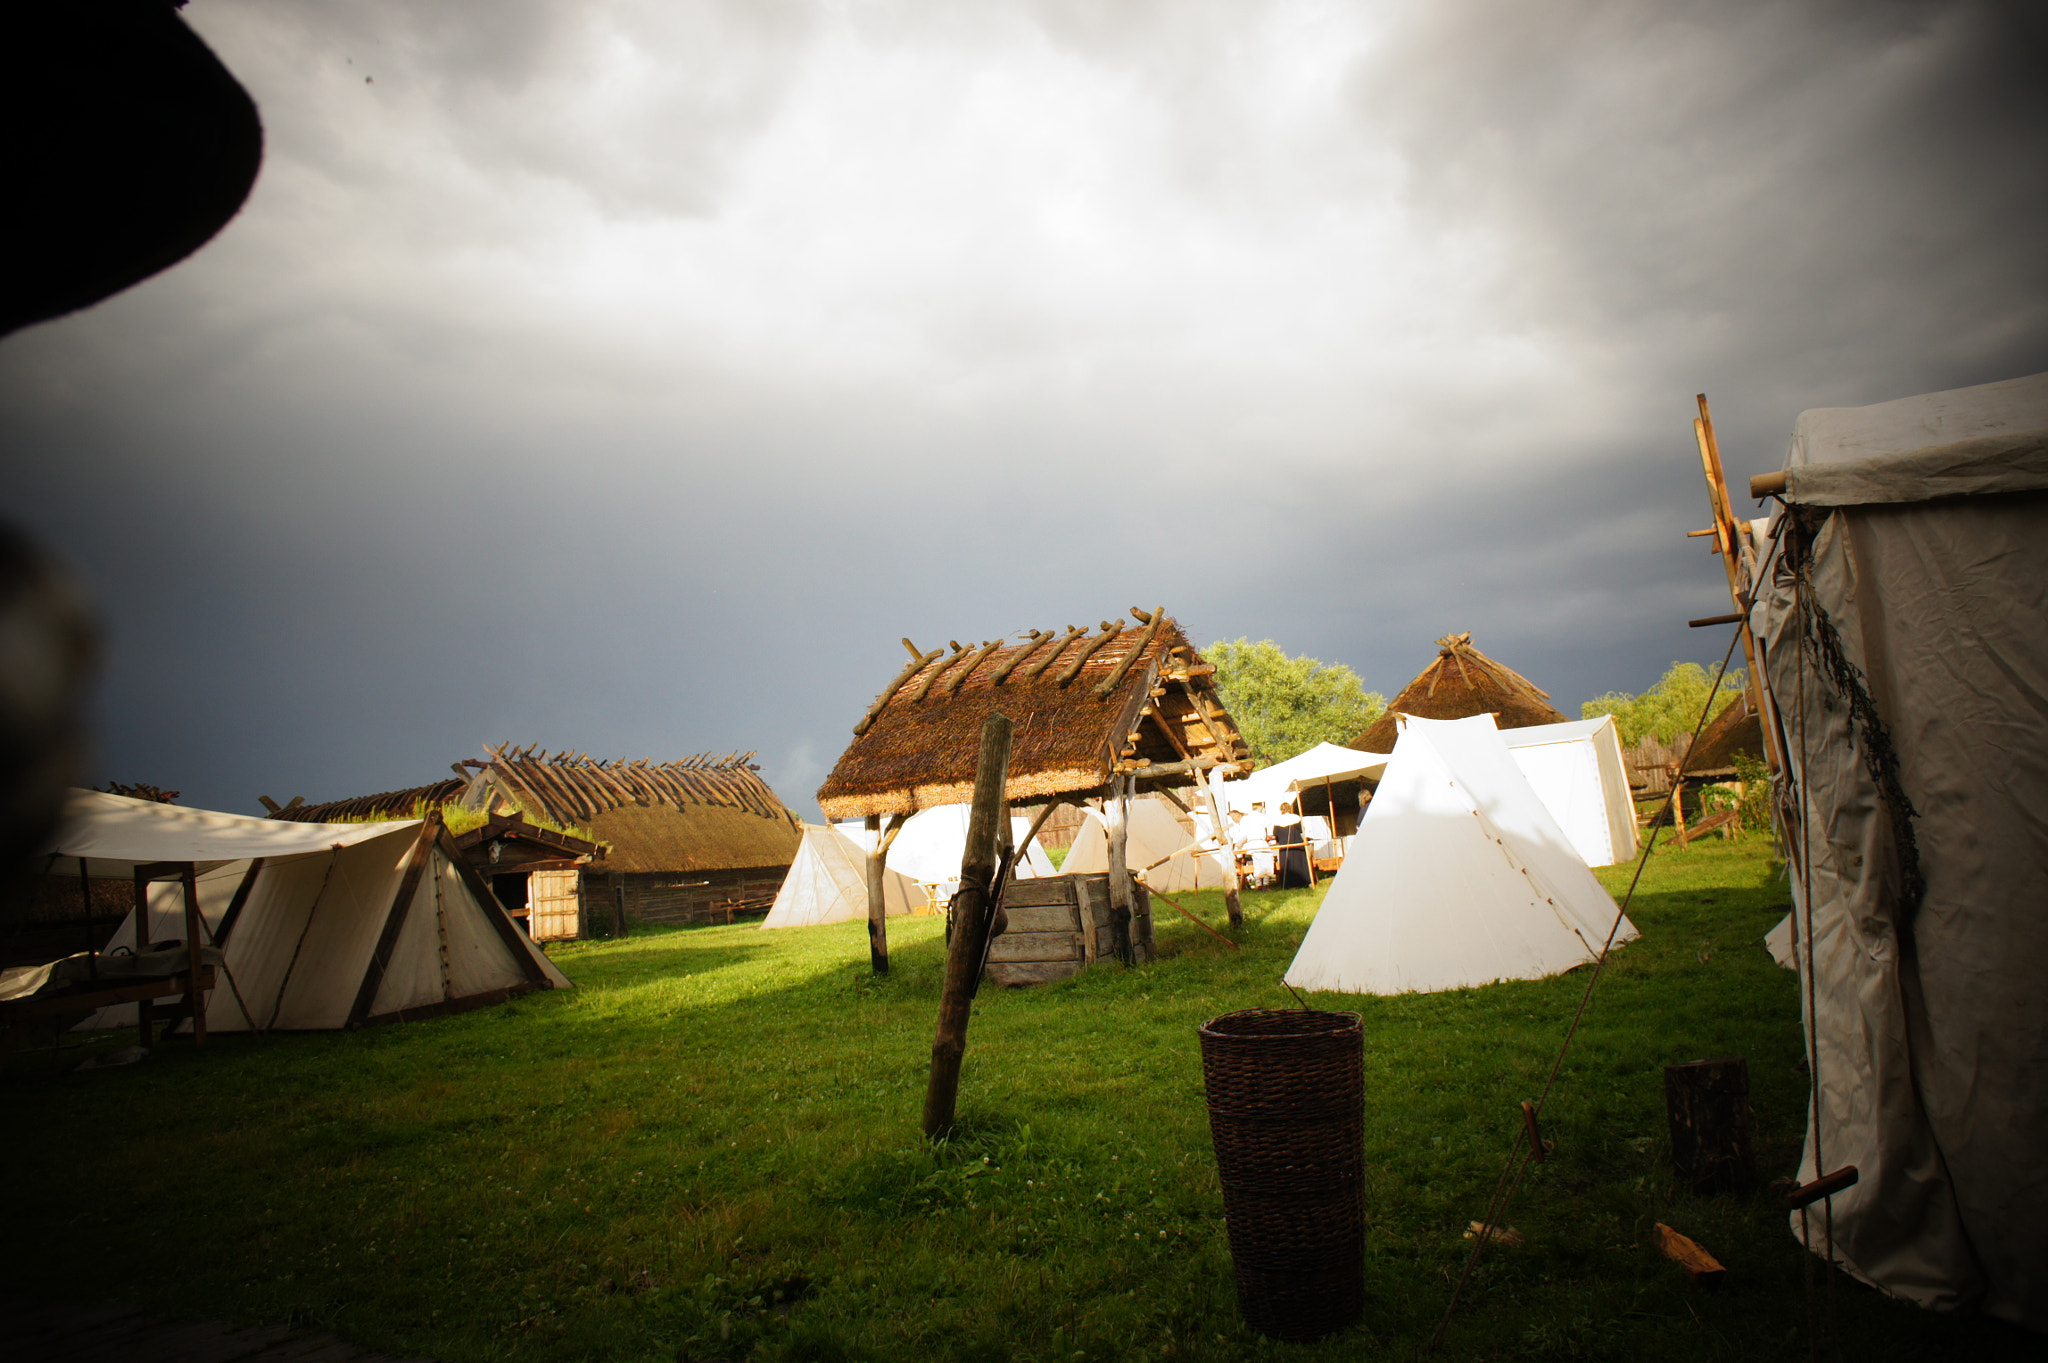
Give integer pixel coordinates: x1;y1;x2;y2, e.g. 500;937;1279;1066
986;630;1048;685
909;643;969;704
922;712;1013;1139
1055;621;1124;687
936;637;1007;698
853;646;945;736
1019;625;1086;682
1694;395;1783;774
1091;606;1166;698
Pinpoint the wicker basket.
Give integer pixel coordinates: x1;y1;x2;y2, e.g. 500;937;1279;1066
1198;1007;1365;1341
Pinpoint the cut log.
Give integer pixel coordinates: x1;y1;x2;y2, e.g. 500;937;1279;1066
1652;1223;1727;1287
1664;1057;1755;1195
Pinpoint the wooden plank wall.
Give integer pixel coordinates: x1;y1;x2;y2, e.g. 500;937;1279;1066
578;868;790;932
985;872;1152;987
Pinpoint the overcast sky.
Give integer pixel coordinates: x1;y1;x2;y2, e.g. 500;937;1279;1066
4;0;2045;816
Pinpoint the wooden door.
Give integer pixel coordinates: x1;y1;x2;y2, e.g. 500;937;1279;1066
528;870;582;941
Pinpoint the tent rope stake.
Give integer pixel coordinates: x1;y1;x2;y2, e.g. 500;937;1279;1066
1428;623;1747;1351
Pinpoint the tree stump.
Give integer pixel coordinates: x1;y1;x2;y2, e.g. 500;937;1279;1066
1664;1057;1755;1195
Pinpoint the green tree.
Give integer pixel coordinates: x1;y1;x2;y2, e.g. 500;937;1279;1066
1582;660;1746;747
1205;638;1386;766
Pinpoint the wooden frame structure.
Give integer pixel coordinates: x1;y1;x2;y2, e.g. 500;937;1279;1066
818;608;1253;974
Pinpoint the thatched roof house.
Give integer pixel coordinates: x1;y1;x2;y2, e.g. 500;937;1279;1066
1353;633;1568;752
268;746;803;931
818;608;1253;819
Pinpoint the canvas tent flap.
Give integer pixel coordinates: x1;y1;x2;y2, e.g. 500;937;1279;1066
47;788;408;877
763;824;921;928
1751;371;2048;1329
1228;742;1386;812
1284;715;1633;996
834;805;1054;885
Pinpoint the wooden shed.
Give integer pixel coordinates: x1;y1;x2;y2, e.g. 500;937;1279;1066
268;746;803;936
817;607;1253;979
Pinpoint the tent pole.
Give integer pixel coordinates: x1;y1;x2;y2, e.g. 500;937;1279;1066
132;866;153;1048
180;862;206;1047
77;857;95;978
1203;766;1243;929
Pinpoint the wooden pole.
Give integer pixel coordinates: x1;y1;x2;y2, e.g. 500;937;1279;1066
180;863;207;1047
864;814;887;972
865;811;908;972
922;713;1013;1139
1205;766;1243;928
1105;774;1135;964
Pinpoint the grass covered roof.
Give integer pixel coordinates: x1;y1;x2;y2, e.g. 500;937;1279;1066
817;608;1252;819
274;746;802;874
1353;632;1568;752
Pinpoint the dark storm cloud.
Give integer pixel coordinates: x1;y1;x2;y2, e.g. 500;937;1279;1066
2;0;2042;813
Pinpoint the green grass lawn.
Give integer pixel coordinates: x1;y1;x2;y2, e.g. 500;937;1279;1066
5;841;2035;1361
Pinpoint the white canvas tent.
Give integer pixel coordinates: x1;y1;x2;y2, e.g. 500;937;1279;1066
1498;715;1640;867
834;804;1055;892
1284;715;1635;995
51;790;569;1033
761;824;923;928
1227;742;1390;813
1745;371;2048;1328
1062;794;1232;893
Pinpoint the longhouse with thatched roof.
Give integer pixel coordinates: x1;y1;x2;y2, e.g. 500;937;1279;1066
1352;633;1568;752
269;746;802;935
817;608;1253;819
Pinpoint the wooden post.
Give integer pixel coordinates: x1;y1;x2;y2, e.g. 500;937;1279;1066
180;863;207;1047
1664;1058;1756;1195
865;811;908;972
1205;767;1243;928
77;857;97;978
1105;774;1134;964
611;879;629;937
923;713;1013;1139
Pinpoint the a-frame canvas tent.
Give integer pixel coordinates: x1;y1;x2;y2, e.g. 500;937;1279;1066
1284;715;1635;995
1499;715;1640;868
1062;795;1231;893
762;824;923;929
1744;370;2048;1329
55;790;569;1033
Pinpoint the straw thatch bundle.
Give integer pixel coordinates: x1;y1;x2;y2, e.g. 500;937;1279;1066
817;609;1251;819
1352;633;1567;751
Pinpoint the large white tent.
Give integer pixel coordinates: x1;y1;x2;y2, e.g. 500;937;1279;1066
761;823;923;928
1283;715;1634;995
51;790;569;1032
1226;742;1390;813
1498;715;1640;868
834;803;1054;892
1062;794;1232;894
1746;371;2048;1328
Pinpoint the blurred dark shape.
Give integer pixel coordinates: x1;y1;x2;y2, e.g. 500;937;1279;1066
1;0;264;336
0;525;98;913
94;780;179;803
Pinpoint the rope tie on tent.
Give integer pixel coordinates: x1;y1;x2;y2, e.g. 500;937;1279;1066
263;847;342;1033
1428;622;1749;1351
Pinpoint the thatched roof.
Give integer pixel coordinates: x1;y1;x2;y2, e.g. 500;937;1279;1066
271;747;802;874
1681;690;1762;776
264;779;463;823
817;608;1253;820
1353;632;1568;752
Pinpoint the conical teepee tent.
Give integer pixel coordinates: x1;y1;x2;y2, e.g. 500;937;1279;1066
1285;715;1635;995
762;824;923;928
1353;633;1567;753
